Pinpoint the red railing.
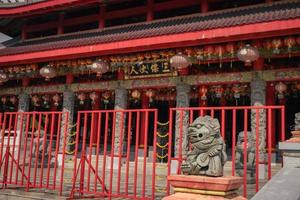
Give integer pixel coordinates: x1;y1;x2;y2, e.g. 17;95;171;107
0;112;69;195
167;106;285;198
69;109;159;199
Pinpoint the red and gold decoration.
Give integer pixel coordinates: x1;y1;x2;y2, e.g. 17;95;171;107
145;89;155;102
77;92;86;105
52;94;62;106
131;89;141;101
169;53;191;69
0;72;8;84
89;92;99;105
284;36;296;57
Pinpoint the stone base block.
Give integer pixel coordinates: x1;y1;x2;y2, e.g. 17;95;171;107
163;175;246;200
163;192;246;200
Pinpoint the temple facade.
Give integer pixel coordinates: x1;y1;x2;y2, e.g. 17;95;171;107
0;0;300;151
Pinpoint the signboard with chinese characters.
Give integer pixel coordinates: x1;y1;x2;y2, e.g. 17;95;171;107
125;60;177;79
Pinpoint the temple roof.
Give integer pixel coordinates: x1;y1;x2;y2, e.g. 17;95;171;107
0;0;299;57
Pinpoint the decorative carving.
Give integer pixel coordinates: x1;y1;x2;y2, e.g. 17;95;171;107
294;113;300;131
250;73;266;105
181;116;227;177
235;131;256;184
175;83;190;157
114;87;127;154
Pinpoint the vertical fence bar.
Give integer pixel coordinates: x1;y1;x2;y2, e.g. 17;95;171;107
232;109;236;176
243;109;248;198
133;111;140;197
26;113;36;191
281;107;285;142
10;113;19;184
125;112;132;195
15;113;24;184
221;109;225;139
166;109;173;195
0;113;7;170
94;112;102;192
142;111;149;198
101;112;109;195
33;113;42;187
152;110;158;199
46;113;55;188
109;111;117;198
80;113;88;194
60;112;69;195
21;114;30;186
4;113;13;185
178;110;183;174
267;109;272;180
255;109;260;192
117;112;125;195
39;113;49;187
87;112;95;192
53;113;62;189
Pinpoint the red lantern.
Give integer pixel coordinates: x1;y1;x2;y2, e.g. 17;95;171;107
203;45;214;59
263;40;272;51
131;89;141;100
170;53;191;70
214;86;224;98
199;85;208;100
284;36;296;57
145;89;155;102
225;43;236;56
1;96;7;104
40;65;57;81
91;59;110;77
52;94;61;106
275;82;287;99
215;45;225;58
237;44;259;66
271;38;282;54
184;48;194;57
78;93;86;105
0;72;8;83
89;92;99;104
232;84;241;98
9;96;17;104
32;95;40;106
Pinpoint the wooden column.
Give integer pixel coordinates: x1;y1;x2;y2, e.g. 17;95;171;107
147;0;154;21
21;23;27;40
66;74;74;84
139;91;149;147
117;69;125;80
253;58;265;71
201;0;208;13
99;5;106;29
57;12;64;35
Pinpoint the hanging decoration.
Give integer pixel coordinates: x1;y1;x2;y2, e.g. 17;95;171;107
40;65;57;81
203;45;214;66
89;92;99;104
215;45;225;68
232;84;241;99
169;53;191;69
90;59;110;77
77;93;86;105
214;85;224;98
284;36;296;58
31;95;40;107
275;82;287;99
131;89;141;101
237;44;259;66
271;38;282;54
52;94;61;106
225;43;236;68
199;85;208;100
0;72;8;84
145;89;155;103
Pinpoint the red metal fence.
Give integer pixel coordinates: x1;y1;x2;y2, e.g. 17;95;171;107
0;106;286;199
69;109;159;199
0;112;69;195
167;106;285;198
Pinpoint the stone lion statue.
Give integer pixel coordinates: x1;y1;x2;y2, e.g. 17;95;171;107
235;131;256;183
181;116;227;177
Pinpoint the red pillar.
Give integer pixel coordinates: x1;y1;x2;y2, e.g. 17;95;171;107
99;5;106;28
266;82;276;149
22;78;30;87
57;12;64;35
21;23;27;40
139;92;149;148
253;57;264;71
147;0;154;21
66;74;74;84
117;69;125;80
201;0;208;13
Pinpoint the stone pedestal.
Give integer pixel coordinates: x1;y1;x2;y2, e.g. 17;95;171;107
163;175;246;200
279;132;300;168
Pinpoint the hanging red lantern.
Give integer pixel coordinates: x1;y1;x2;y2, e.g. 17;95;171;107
169;53;191;70
137;53;145;61
89;92;99;104
131;89;141;102
52;94;61;106
232;84;241;98
284;36;296;57
184;47;194;57
1;96;7;104
275;82;287;99
78;93;86;105
203;45;214;60
225;43;236;56
271;38;283;54
214;86;224;98
199;85;208;100
151;52;160;60
31;95;40;106
215;45;225;68
90;59;110;77
263;40;272;51
237;44;259;66
145;89;155;102
0;72;8;83
9;96;17;104
40;65;57;81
